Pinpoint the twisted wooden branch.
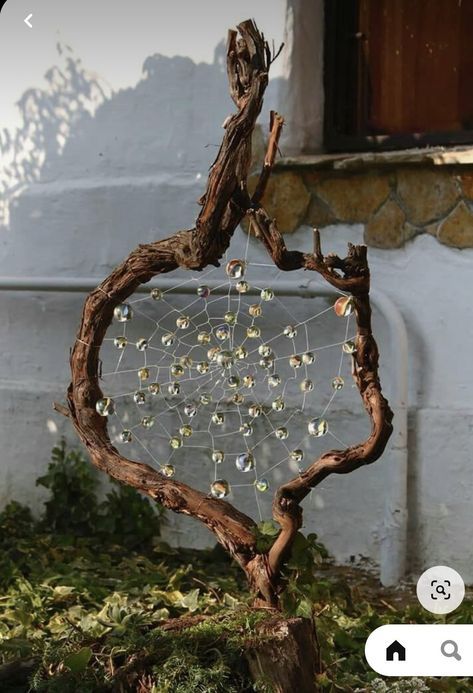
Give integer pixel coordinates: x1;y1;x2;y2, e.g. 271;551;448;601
63;19;393;608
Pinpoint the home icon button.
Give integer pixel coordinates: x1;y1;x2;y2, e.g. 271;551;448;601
386;640;406;661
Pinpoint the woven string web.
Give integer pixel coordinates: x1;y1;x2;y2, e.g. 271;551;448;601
96;235;357;520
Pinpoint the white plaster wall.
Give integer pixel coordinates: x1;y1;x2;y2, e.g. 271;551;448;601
1;3;472;582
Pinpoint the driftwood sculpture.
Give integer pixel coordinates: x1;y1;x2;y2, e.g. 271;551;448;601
58;20;393;611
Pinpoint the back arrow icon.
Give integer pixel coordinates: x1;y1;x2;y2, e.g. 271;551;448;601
24;13;33;28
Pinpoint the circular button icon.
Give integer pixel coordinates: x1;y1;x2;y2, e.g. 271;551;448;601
416;566;465;614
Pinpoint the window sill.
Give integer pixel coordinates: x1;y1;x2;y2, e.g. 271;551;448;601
275;146;473;172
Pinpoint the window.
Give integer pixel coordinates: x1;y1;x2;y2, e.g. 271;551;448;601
324;0;473;152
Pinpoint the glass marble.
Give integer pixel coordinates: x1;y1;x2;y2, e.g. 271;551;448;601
275;427;288;440
119;429;132;443
114;303;133;322
141;416;155;429
114;336;128;349
210;479;230;499
224;311;237;325
161;464;175;478
217;350;234;369
343;340;357;354
168;382;180;396
240;422;253;437
176;315;190;330
136;338;148;351
289;449;303;463
215;324;230;341
268;374;281;388
289;354;302;368
212;450;225;464
96;397;115;416
249;304;262;318
308;418;328;437
236;280;249;294
300;378;314;392
196;361;209;374
332;376;344;390
148;382;160;395
170;436;182;449
283;325;297;338
179;424;193;437
138;367;150;381
235;452;254;472
226;259;245;279
197;331;211;345
272;396;285;412
162;333;175;347
212;412;225;425
302;351;315;365
184;403;197;417
197;285;210;298
171;363;184;377
247;326;261;339
150;288;163;301
334;296;354;317
133;390;146;405
255;478;269;492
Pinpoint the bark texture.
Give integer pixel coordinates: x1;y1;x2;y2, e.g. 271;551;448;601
63;19;394;609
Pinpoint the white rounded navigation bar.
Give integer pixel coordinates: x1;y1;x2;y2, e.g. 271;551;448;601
365;625;473;676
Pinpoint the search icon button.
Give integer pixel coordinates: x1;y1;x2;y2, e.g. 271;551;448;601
441;640;461;661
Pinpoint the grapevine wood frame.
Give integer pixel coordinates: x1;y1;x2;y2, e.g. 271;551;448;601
58;20;393;608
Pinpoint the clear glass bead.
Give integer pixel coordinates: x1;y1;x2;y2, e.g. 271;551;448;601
207;346;221;362
259;357;273;370
275;427;288;440
148;382;160;395
258;344;272;357
197;331;211;345
235;452;254;472
226;259;245;279
179;355;193;368
248;404;262;418
133;390;146;405
215;324;230;341
243;375;255;388
162;333;175;347
334;296;354;317
260;288;274;301
199;393;212;405
234;346;248;360
141;416;155;429
300;378;314;392
196;361;209;374
255;478;269;492
138;367;150;381
197;285;210;298
343;340;357;354
249;304;262;318
289;449;303;463
114;336;128;349
232;393;244;405
114;303;133;322
212;412;224;425
268;374;281;388
227;375;240;389
308;418;328;437
95;397;115;416
150;288;163;301
119;429;132;443
236;280;249;294
247;326;261;339
176;315;190;330
332;376;344;390
289;354;302;368
224;311;237;325
272;396;285;412
171;363;184;377
168;382;180;396
179;424;193;437
136;338;148;351
210;479;230;498
283;325;297;338
170;436;182;449
184;403;197;417
216;350;234;369
240;422;253;437
161;464;175;478
212;450;225;464
302;351;315;365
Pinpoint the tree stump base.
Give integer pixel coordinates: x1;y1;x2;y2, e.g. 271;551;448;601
245;616;320;692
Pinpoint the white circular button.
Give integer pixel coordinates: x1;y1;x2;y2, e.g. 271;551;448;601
416;566;465;615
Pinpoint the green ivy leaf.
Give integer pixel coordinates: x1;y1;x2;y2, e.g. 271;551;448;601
64;646;92;673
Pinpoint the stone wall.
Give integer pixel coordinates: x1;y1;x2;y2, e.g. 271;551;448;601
248;163;473;249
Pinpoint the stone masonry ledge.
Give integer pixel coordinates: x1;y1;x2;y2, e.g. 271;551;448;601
275;146;473;172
